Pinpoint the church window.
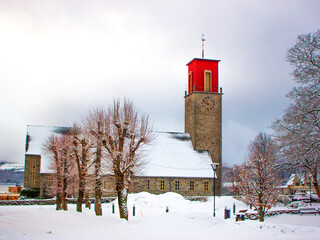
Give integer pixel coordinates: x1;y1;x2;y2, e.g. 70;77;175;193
160;180;165;190
204;70;212;92
175;181;180;191
190;181;194;191
204;181;209;191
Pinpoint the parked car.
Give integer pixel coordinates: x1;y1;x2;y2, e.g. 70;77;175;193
292;193;310;202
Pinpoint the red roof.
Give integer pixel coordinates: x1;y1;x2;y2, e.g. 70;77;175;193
186;58;220;66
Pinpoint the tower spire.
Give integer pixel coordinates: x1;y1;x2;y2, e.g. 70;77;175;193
201;33;205;58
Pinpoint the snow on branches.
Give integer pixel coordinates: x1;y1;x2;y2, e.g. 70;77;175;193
102;99;154;220
238;133;279;222
272;29;320;200
43;132;76;211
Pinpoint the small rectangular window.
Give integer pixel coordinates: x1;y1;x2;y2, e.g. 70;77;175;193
204;70;212;92
175;181;180;191
204;181;209;191
147;180;150;190
160;180;165;190
190;181;194;191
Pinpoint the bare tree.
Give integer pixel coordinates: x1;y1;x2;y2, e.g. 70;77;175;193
272;116;320;198
287;30;320;88
72;124;91;212
272;30;320;199
43;135;63;210
43;133;76;211
84;108;108;216
238;133;279;222
102;99;153;220
222;164;241;196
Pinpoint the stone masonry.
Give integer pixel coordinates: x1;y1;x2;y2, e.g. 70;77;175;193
24;155;41;189
185;91;222;195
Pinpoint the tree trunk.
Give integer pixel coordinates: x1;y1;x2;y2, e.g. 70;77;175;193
62;156;68;211
77;187;84;212
117;188;128;220
85;193;90;208
56;175;63;210
56;192;62;210
116;172;128;220
95;178;102;215
258;206;265;222
77;175;85;212
312;174;320;200
55;150;62;210
62;176;68;211
95;124;102;216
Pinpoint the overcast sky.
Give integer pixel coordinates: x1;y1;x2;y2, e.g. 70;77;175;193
0;0;319;166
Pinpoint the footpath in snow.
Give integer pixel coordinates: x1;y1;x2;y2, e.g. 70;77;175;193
0;192;320;240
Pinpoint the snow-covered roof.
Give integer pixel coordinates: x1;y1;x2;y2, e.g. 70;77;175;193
286;174;296;186
140;132;213;178
25;126;214;178
25;125;72;173
286;173;309;186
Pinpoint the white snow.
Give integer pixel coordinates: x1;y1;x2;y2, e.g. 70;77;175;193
1;192;320;240
140;132;213;178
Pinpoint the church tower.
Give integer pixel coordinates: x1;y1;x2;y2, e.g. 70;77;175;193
184;58;222;195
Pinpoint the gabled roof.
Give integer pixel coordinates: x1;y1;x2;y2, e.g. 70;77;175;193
25;126;214;178
286;173;310;186
286;174;297;186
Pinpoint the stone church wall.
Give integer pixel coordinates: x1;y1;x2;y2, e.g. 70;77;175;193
24;155;41;189
185;92;222;195
39;174;215;198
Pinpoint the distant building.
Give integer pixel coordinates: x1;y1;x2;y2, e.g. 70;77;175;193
0;185;22;201
279;174;314;195
24;57;223;197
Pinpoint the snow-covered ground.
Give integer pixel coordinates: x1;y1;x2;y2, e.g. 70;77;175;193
0;192;320;240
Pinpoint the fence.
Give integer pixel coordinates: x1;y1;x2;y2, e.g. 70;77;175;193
0;198;116;206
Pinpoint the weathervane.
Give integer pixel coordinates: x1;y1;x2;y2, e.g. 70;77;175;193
201;33;205;58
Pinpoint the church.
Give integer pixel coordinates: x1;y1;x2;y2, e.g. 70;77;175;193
24;57;223;197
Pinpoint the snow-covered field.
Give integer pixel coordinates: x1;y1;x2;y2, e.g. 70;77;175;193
1;192;320;240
